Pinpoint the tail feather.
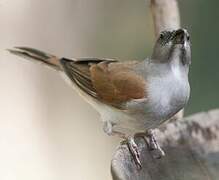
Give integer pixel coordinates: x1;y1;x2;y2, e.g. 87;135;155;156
8;47;61;70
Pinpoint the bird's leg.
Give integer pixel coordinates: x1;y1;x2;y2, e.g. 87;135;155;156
103;121;141;169
145;129;165;159
126;136;141;169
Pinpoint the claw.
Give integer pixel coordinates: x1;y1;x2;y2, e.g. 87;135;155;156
127;137;142;169
146;129;165;159
148;135;158;150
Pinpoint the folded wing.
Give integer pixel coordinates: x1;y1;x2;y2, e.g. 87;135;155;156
61;58;147;108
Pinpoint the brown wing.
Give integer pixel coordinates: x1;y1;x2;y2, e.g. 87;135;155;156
60;58;147;108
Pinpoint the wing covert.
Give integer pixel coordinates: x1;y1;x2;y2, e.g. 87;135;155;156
60;58;147;108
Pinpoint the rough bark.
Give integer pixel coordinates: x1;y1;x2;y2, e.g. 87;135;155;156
111;109;219;180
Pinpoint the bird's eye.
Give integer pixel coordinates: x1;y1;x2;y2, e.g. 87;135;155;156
187;35;190;41
160;33;164;39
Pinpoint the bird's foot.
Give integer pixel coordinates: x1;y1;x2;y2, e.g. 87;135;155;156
127;137;142;169
145;129;165;159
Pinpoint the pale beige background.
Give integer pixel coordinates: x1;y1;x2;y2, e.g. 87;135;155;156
0;0;152;180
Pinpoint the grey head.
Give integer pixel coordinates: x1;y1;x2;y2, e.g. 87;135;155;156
151;29;191;66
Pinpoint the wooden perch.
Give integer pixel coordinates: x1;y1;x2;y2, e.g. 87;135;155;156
111;109;219;180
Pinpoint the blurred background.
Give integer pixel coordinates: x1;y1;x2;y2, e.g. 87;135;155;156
0;0;218;180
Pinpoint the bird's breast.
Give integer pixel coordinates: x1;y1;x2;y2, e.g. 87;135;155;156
147;71;190;121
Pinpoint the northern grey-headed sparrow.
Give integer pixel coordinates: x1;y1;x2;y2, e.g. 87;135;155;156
8;28;191;168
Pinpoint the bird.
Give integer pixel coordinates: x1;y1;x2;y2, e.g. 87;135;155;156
8;28;191;168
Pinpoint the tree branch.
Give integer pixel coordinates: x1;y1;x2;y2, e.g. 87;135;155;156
150;0;180;37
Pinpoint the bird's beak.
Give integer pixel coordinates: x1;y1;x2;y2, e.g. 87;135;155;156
173;29;190;45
